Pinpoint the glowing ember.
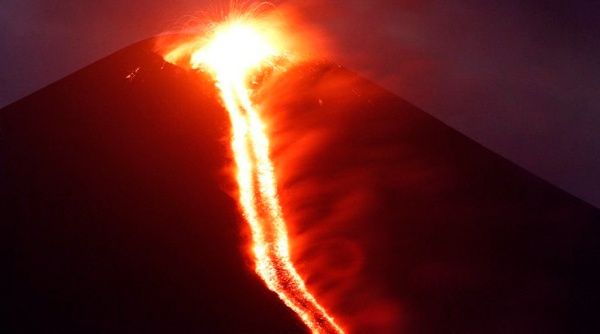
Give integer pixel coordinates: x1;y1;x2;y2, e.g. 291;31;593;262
163;13;344;334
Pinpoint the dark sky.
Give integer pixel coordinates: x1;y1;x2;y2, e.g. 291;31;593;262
1;0;598;206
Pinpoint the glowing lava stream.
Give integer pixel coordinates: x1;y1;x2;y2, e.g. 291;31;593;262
164;18;344;334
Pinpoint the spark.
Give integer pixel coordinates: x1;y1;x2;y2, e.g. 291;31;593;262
163;12;344;334
125;67;141;81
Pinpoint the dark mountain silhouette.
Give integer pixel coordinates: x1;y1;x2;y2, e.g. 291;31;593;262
2;38;598;334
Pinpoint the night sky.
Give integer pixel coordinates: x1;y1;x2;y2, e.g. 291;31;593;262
1;0;598;206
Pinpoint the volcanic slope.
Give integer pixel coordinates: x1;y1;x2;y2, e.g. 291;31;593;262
3;38;599;334
2;39;307;334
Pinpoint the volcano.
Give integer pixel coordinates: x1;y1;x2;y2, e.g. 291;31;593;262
3;38;599;334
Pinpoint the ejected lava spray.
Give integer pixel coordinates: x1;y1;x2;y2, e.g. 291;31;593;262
163;11;344;334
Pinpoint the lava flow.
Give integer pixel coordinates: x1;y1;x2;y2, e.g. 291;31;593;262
162;14;344;334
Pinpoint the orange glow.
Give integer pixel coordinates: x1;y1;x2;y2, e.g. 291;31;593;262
162;12;344;334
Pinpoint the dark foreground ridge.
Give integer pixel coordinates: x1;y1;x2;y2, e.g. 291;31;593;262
2;38;598;333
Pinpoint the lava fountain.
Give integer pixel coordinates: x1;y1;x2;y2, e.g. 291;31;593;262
162;12;344;334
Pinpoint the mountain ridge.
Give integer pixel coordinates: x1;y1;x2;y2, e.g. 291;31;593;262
3;36;598;334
